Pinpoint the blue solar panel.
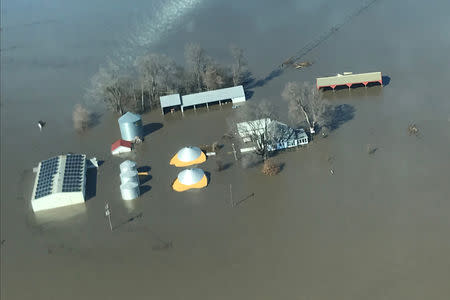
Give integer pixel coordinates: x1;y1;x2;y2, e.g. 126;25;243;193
62;154;85;192
34;156;60;199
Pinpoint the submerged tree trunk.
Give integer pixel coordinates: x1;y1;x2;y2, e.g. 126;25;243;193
141;81;145;112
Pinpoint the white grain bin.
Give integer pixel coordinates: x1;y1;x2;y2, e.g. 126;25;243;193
170;146;206;167
177;168;205;185
120;170;139;184
118;112;143;142
120;181;140;200
120;160;137;173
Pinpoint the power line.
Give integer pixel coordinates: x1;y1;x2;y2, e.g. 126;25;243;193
282;0;380;67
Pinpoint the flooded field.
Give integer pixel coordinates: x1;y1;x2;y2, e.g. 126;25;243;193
1;0;450;299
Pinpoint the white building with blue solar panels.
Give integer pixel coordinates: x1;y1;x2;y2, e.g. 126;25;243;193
31;154;87;212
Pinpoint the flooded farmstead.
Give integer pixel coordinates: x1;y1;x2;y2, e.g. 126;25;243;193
1;0;450;299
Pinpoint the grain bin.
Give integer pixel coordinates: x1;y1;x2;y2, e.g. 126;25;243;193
120;181;140;200
120;170;139;184
172;168;208;192
118;112;143;142
120;160;137;173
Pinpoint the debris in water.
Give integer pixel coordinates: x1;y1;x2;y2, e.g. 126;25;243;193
37;120;45;131
408;123;419;136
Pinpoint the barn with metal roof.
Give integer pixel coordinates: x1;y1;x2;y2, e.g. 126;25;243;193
159;85;246;114
31;154;87;212
160;94;182;114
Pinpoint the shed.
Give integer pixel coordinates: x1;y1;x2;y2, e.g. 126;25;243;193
181;85;246;111
316;72;382;90
160;94;182;115
111;139;132;155
118;112;143;141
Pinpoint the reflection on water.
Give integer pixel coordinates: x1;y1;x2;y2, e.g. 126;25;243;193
31;203;87;227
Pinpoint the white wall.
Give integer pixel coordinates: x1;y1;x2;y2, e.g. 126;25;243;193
32;192;85;212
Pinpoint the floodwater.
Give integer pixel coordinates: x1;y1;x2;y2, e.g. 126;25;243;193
2;0;450;299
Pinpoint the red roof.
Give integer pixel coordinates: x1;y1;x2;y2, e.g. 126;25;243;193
111;139;132;151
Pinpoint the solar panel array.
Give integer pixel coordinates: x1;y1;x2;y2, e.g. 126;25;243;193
62;154;85;193
35;156;59;199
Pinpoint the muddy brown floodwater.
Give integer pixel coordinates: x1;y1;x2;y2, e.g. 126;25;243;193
1;0;450;299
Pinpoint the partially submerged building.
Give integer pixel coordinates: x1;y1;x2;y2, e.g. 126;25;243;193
316;71;382;90
111;139;132;155
31;154;87;212
160;85;246;114
237;119;309;153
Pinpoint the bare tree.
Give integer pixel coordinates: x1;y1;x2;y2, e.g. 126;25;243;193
185;43;208;92
230;99;279;160
282;81;330;134
203;63;225;91
135;53;180;111
86;62;133;115
72;104;92;132
230;44;249;86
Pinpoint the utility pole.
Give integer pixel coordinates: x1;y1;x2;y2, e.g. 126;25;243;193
105;202;113;231
229;184;234;207
231;143;238;161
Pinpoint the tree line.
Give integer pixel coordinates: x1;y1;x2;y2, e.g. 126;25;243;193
85;43;250;115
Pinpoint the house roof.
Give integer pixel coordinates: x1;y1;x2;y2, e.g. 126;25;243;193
111;139;132;151
237;118;308;142
267;121;308;142
181;85;245;107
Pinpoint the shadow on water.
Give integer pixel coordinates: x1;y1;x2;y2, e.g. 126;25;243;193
137;166;152;184
113;212;143;230
205;171;211;185
246;68;284;90
325;104;356;131
221;162;233;171
85;168;97;201
143;123;163;137
244;90;255;100
234;192;255;207
88;112;103;129
140;185;152;195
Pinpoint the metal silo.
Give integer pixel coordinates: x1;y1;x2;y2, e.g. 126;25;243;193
118;112;143;141
120;181;140;200
120;170;139;185
120;160;137;173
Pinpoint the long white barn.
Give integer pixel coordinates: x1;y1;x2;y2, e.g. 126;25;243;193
316;72;382;90
160;85;246;114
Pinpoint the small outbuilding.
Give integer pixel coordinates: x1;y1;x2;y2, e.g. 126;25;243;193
170;146;206;167
172;168;208;192
160;94;182;115
118;112;143;141
111;139;132;155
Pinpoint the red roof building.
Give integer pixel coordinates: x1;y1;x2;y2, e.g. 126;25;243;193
111;139;132;155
